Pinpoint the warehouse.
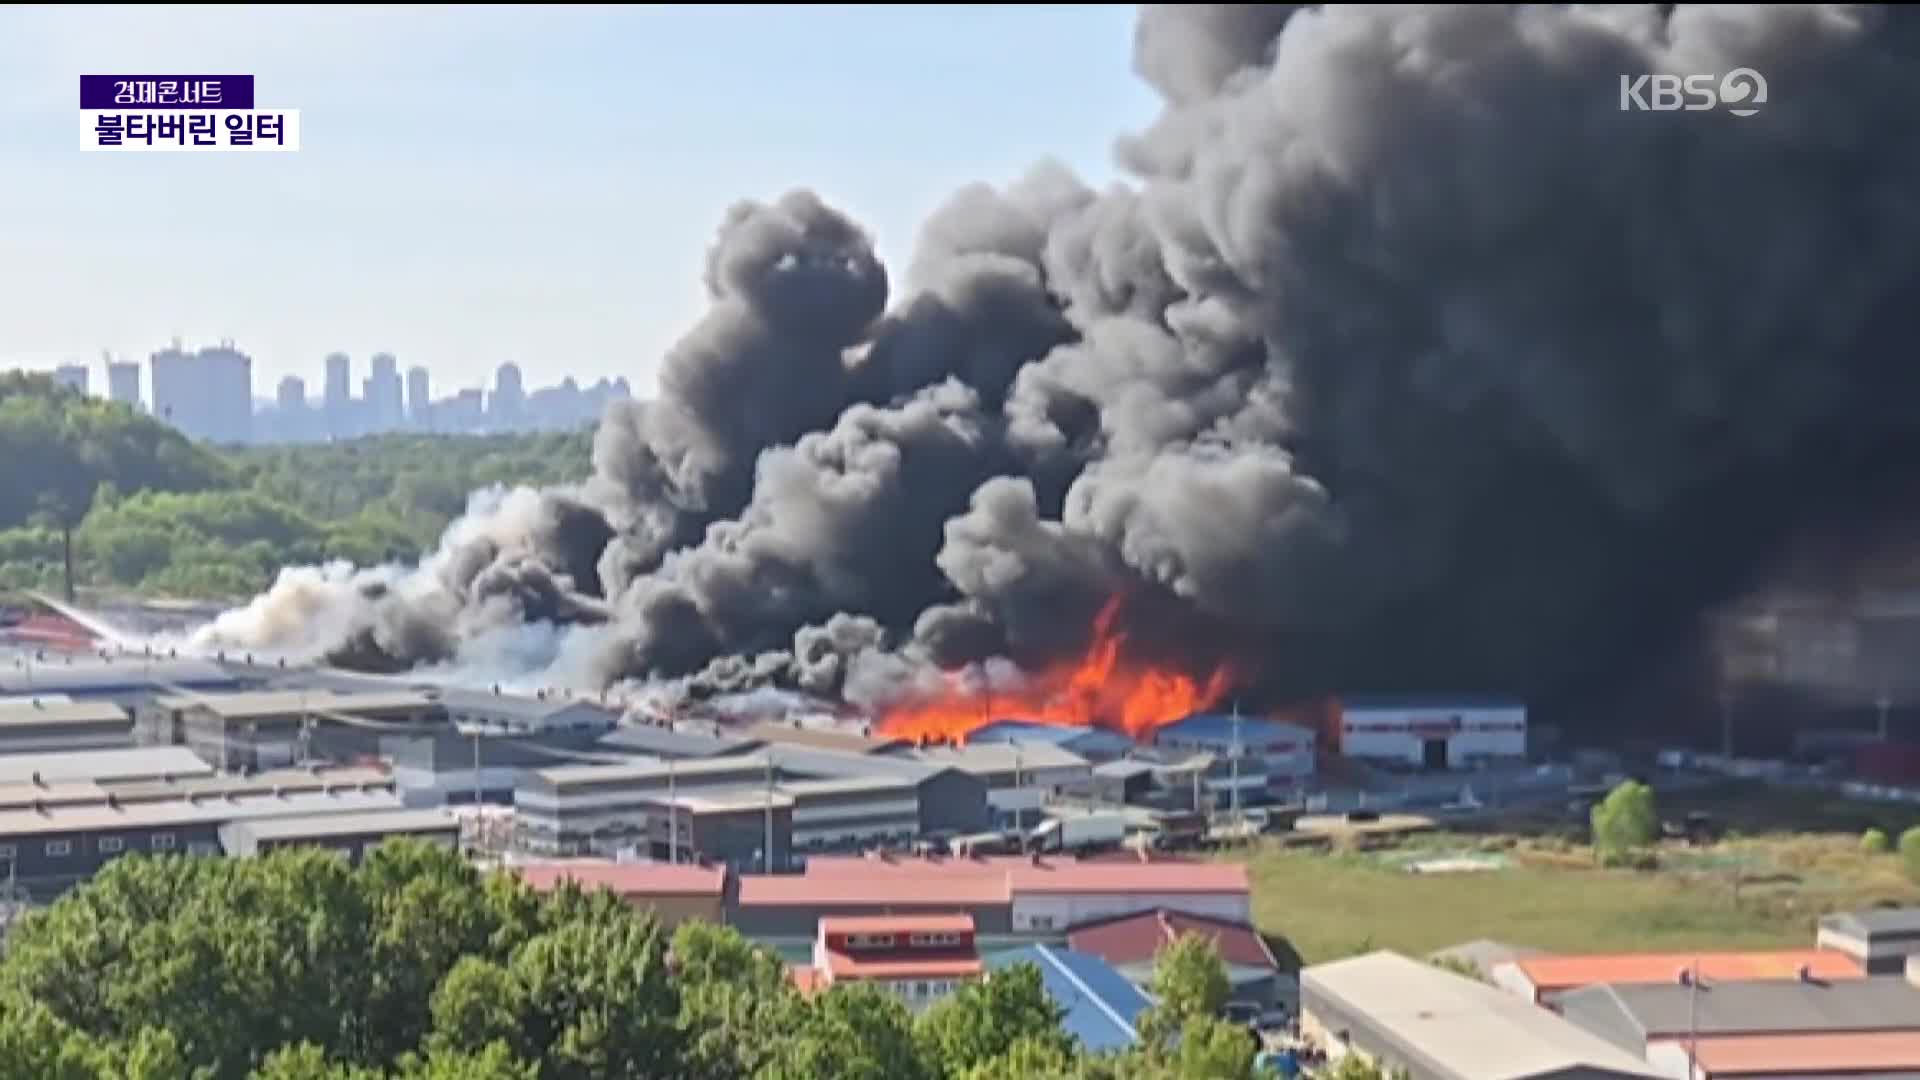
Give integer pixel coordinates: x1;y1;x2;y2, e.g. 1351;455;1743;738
432;686;619;737
782;775;920;852
514;755;772;857
1493;949;1863;1006
0;699;133;754
1301;951;1664;1080
764;745;990;837
594;724;756;760
0;745;212;785
966;720;1136;762
0;655;246;704
649;788;793;872
153;689;442;771
381;722;614;807
896;741;1091;829
0;781;407;896
1006;861;1252;933
1152;714;1316;784
219;807;460;862
1336;696;1527;769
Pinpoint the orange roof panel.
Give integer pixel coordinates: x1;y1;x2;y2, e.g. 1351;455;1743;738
1513;949;1862;994
1007;861;1250;895
1690;1031;1920;1074
822;950;984;980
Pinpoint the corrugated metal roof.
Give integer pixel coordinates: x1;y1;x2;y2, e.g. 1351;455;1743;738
1006;861;1248;896
778;775;917;798
967;721;1135;751
1339;695;1526;711
513;860;727;897
901;742;1091;775
0;746;212;784
1557;978;1920;1041
990;945;1150;1054
743;722;900;755
763;745;946;783
0;700;129;727
1302;951;1664;1080
1068;909;1278;971
1690;1031;1920;1074
155;689;436;720
1154;714;1315;744
1507;950;1863;994
595;725;753;759
532;752;767;786
0;658;238;696
0;788;406;836
223;808;458;842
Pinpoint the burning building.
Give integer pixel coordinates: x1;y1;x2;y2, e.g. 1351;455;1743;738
189;5;1920;750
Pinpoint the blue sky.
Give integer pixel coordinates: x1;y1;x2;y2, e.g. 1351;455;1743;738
0;4;1158;398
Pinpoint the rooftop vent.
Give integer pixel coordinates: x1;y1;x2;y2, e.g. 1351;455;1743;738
29;771;42;788
105;793;118;809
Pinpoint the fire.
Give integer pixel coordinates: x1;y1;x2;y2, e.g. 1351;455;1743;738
878;597;1236;745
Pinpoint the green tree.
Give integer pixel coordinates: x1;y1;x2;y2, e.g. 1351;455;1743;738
1590;780;1658;865
1863;827;1892;855
916;962;1073;1077
669;920;803;1079
1170;1015;1257;1080
762;984;931;1080
1901;826;1920;883
1321;1054;1413;1080
1139;933;1232;1049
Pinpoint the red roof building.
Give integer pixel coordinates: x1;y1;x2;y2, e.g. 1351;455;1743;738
512;859;727;928
811;913;983;1010
1068;908;1284;1005
1684;1031;1920;1078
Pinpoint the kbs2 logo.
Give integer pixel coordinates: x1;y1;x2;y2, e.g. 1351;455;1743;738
1619;68;1767;117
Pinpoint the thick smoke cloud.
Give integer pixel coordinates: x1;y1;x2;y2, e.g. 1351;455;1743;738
201;4;1920;731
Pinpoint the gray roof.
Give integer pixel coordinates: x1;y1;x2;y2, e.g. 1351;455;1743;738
1557;977;1920;1043
100;765;393;804
900;742;1091;775
778;775;918;798
430;687;617;726
1820;907;1920;938
595;724;754;759
762;744;951;784
532;752;769;787
0;657;240;696
155;689;436;721
0;788;406;837
0;746;212;784
0;700;129;727
1302;951;1663;1080
1093;759;1156;780
222;807;458;843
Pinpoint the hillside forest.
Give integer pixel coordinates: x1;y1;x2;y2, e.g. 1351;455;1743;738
0;372;591;600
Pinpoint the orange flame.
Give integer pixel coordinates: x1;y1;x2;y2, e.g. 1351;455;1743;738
878;597;1236;745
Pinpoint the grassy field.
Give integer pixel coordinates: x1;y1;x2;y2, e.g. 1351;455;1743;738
1246;788;1920;965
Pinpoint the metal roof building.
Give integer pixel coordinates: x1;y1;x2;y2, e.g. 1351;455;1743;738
1301;951;1665;1080
988;944;1151;1053
966;721;1136;762
0;746;212;785
1557;976;1920;1050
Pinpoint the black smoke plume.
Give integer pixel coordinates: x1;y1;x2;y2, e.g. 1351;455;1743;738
198;4;1920;737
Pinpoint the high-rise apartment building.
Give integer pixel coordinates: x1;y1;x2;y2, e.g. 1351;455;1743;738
490;362;525;427
406;366;431;429
324;352;353;439
276;375;307;412
195;340;254;445
52;364;89;396
106;360;141;409
367;352;403;432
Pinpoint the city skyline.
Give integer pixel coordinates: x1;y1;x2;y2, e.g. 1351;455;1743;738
53;340;630;444
0;6;1154;396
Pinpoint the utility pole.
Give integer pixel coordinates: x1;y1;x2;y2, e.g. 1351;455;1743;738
764;755;776;874
1230;700;1243;834
1686;959;1700;1073
667;757;678;865
1878;687;1893;743
471;727;482;810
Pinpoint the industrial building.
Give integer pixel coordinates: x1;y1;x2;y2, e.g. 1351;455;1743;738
0;745;212;785
1817;907;1920;975
0;764;408;891
1557;969;1920;1078
965;720;1136;762
1005;860;1251;933
987;944;1152;1053
151;689;441;771
1492;949;1864;1006
799;913;984;1011
0;656;247;704
1300;950;1664;1080
594;724;756;760
0;700;133;754
761;745;989;838
219;808;459;862
512;860;727;928
1151;714;1316;786
894;741;1092;829
432;687;619;737
514;755;773;857
1336;696;1528;769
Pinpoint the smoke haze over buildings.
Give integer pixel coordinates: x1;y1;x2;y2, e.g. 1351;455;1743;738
194;4;1920;735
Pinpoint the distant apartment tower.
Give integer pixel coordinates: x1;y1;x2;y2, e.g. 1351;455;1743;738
149;341;199;436
106;359;141;410
324;352;352;439
196;340;254;444
406;366;431;429
52;364;89;396
276;375;307;412
490;363;525;428
367;352;404;433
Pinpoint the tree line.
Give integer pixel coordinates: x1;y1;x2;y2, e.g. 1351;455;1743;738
0;841;1327;1080
0;372;591;600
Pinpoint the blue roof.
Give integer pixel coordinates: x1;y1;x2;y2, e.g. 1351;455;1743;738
988;944;1151;1054
969;720;1135;751
1154;713;1313;744
1339;695;1525;711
